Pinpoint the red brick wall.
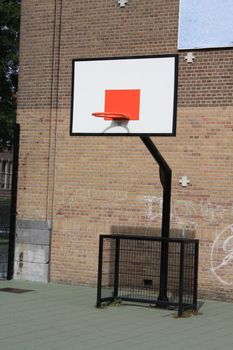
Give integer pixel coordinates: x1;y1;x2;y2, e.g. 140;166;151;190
17;0;233;300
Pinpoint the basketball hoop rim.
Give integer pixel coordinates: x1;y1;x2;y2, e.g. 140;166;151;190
92;112;130;121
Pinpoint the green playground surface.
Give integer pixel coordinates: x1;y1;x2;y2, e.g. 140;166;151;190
0;280;233;350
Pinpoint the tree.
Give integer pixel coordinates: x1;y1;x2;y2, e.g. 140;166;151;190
0;0;20;151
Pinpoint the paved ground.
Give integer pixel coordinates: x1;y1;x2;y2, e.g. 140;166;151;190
0;280;233;350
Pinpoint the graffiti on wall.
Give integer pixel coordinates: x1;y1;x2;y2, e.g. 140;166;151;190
210;224;233;286
142;196;233;286
61;188;233;285
141;195;232;234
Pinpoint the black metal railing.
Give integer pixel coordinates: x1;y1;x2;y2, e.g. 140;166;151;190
0;124;20;280
97;235;199;317
0;169;12;190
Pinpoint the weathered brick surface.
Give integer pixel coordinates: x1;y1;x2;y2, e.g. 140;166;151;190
17;0;233;300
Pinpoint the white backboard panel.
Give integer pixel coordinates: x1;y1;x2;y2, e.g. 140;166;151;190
178;0;233;50
70;55;178;136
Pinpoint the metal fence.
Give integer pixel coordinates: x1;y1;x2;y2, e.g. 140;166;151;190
0;124;20;280
97;235;199;317
0;197;11;232
0;169;12;190
0;189;11;280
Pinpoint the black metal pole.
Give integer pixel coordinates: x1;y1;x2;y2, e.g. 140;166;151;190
178;241;185;317
7;124;20;280
113;237;120;299
96;235;104;307
140;136;172;301
193;241;199;311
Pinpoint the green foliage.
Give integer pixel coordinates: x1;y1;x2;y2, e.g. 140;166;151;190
97;299;122;309
108;299;122;307
0;0;20;150
173;309;203;318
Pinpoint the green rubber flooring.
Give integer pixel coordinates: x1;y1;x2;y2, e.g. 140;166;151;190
0;280;233;350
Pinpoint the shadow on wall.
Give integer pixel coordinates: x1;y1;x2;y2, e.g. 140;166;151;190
110;225;196;239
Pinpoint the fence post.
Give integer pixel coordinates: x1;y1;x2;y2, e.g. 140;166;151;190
7;124;20;280
113;237;120;299
96;235;104;307
178;241;185;317
193;241;199;311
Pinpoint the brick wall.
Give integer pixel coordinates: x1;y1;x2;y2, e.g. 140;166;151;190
17;0;233;299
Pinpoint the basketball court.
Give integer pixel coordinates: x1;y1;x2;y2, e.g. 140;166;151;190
14;0;233;307
0;280;233;350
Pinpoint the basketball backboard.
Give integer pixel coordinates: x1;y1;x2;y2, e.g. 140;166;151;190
70;55;178;136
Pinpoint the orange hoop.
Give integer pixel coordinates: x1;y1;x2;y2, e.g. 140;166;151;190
92;112;130;121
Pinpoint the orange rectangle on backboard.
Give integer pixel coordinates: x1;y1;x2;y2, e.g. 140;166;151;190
104;89;140;120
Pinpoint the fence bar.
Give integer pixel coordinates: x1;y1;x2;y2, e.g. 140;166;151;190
113;237;120;299
193;241;199;311
7;124;20;280
178;241;185;317
96;235;104;307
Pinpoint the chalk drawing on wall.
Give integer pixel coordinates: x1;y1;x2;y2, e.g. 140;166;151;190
210;224;233;286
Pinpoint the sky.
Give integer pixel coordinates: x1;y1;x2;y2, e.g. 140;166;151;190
178;0;233;49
